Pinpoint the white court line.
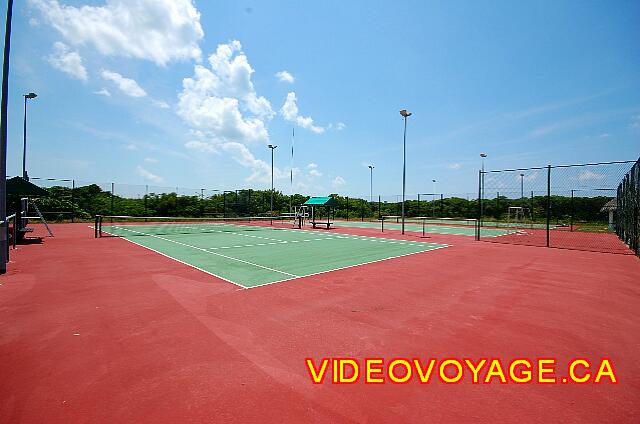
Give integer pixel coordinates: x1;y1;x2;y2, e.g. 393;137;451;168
113;226;299;278
245;244;451;290
94;224;450;289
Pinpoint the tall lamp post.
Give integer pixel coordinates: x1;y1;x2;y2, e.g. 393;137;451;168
432;179;437;216
400;109;412;234
0;0;14;273
368;165;374;204
268;144;277;216
480;153;487;223
22;93;38;181
23;92;37;180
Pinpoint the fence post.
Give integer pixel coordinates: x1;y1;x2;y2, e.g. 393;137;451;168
570;189;574;232
546;165;551;247
346;196;349;221
531;190;534;221
378;195;381;220
440;194;444;218
476;170;482;240
71;179;75;223
417;193;421;216
110;182;114;216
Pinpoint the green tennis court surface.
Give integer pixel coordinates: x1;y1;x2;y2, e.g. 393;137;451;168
102;223;448;288
331;220;513;237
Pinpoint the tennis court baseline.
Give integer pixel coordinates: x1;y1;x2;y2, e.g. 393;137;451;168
100;220;448;288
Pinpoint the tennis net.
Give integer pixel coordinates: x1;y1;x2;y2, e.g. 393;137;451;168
94;215;296;237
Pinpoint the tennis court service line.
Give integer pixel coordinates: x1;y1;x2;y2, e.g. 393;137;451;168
244;244;451;290
112;226;300;279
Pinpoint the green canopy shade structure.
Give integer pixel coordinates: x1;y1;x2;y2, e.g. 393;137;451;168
6;176;48;197
303;196;338;207
303;196;337;228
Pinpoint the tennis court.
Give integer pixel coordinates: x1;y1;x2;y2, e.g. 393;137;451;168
331;218;513;237
98;217;448;288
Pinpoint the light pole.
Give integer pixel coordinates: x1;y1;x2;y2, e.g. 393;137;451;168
480;153;487;223
23;92;37;180
368;165;374;204
1;0;15;273
520;173;524;199
432;179;437;216
400;109;412;234
268;144;277;216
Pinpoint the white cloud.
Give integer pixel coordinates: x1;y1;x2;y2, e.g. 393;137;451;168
124;143;138;151
136;165;163;183
598;133;610;138
144;157;158;163
177;40;272;144
307;163;318;169
101;70;147;97
327;122;346;131
47;42;87;80
309;169;322;178
332;176;346;189
94;88;111;97
30;0;204;66
281;92;324;133
448;163;461;170
184;140;217;153
631;115;640;129
577;170;605;181
221;142;285;183
29;18;39;27
152;99;170;109
275;70;294;83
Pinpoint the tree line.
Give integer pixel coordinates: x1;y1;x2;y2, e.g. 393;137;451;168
31;184;612;224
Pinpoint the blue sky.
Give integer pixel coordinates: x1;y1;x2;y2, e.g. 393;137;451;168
6;0;640;197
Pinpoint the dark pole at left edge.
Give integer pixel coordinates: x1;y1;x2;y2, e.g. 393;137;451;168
0;0;14;273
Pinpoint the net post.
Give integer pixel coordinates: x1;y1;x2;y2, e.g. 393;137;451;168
381;216;384;232
94;215;99;238
546;165;551;247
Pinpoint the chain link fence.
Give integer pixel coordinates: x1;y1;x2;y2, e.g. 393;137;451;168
476;161;638;255
616;159;639;256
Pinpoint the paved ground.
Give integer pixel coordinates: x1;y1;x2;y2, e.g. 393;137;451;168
1;223;639;423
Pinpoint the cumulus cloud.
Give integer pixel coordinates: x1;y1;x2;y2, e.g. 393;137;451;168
327;122;346;131
101;70;147;97
136;165;163;183
47;42;88;80
177;40;273;144
448;163;461;170
144;157;158;163
332;176;346;188
184;140;218;153
152;99;170;109
275;70;294;83
221;142;286;183
281;92;324;134
577;170;605;181
94;88;111;97
306;163;322;178
29;0;204;66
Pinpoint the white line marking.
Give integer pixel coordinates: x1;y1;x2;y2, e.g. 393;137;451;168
112;226;299;278
245;244;451;289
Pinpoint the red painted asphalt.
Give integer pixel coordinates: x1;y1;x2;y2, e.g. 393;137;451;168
1;223;639;423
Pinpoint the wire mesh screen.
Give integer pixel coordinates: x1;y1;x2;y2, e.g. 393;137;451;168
616;159;640;256
477;161;638;255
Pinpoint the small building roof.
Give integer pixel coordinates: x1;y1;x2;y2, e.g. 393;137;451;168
303;196;338;207
600;198;617;212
